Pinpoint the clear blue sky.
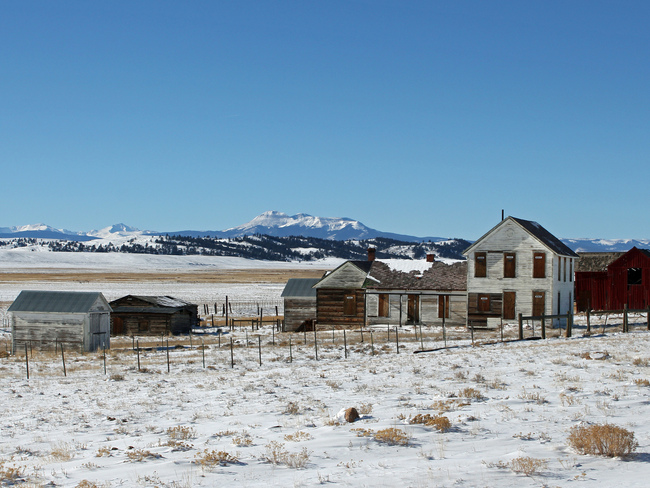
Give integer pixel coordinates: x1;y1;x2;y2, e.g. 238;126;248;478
2;1;649;240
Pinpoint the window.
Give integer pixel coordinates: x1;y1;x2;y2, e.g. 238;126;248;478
478;294;491;312
533;252;546;278
343;292;357;316
558;257;562;280
378;294;390;317
563;257;567;282
628;268;643;286
438;295;450;318
475;252;487;277
570;259;573;282
504;252;516;278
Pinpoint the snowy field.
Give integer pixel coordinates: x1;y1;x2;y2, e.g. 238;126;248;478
0;328;649;487
1;250;649;487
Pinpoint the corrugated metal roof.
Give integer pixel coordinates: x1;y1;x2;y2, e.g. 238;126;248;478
8;290;106;313
130;296;194;308
281;278;319;298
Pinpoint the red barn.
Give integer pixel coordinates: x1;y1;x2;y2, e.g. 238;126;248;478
575;248;650;311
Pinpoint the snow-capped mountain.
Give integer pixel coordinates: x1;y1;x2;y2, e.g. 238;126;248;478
217;211;442;241
2;212;650;252
562;238;650;253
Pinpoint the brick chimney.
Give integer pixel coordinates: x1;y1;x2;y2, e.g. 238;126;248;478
368;248;376;262
426;253;435;263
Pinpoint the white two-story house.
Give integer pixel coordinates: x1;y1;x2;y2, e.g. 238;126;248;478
463;216;579;328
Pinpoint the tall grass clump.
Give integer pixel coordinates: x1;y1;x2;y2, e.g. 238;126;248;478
567;424;638;458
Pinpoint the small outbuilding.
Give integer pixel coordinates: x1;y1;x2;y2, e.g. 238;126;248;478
8;290;112;352
109;295;199;336
281;278;319;332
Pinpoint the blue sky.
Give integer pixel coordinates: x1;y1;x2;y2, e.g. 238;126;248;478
2;1;649;240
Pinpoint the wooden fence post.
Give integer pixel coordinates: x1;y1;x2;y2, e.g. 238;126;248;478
230;337;234;368
566;311;572;338
541;315;546;340
344;329;347;359
623;304;629;333
103;342;107;375
586;306;591;335
25;343;29;380
258;336;262;366
137;339;141;371
61;344;66;377
289;336;292;363
370;330;375;355
518;313;524;340
202;340;205;368
166;339;170;372
395;327;399;354
314;326;318;361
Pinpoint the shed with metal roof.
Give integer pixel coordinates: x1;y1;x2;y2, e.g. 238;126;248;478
8;290;112;352
108;295;199;336
281;278;319;332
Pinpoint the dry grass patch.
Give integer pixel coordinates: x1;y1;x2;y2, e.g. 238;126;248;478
567;423;638;458
261;441;310;469
409;414;452;432
126;449;163;462
194;449;240;470
166;425;197;440
373;428;411;446
0;460;23;484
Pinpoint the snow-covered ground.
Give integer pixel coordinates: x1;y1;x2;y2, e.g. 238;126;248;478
0;326;649;487
1;250;649;487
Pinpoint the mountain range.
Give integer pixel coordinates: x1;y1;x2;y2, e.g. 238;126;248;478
2;211;649;253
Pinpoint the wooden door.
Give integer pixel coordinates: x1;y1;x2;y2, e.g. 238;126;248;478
112;316;124;335
378;294;389;317
407;295;420;323
343;292;357;316
532;291;546;317
438;295;450;318
503;292;516;320
504;253;516;278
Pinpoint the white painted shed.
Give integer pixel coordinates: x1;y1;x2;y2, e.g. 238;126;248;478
9;291;112;352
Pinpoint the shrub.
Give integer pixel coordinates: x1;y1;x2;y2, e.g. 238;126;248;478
567;424;638;458
409;414;451;432
374;428;410;446
167;425;197;440
126;449;162;462
508;456;547;476
194;449;240;470
261;441;311;469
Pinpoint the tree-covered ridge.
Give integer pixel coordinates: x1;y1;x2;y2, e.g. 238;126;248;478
29;234;470;261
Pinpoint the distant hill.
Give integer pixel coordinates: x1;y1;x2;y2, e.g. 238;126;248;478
2;212;649;254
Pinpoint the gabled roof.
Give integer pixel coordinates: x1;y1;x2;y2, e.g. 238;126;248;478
576;252;625;272
464;216;579;258
313;260;375;289
8;291;109;313
606;247;650;269
281;278;320;298
365;261;467;291
109;295;196;309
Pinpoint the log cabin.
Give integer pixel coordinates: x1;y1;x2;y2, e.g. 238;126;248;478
9;290;111;352
463;216;579;328
109;295;198;336
311;250;467;329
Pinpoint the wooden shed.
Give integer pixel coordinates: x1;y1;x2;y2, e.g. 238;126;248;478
8;290;112;352
109;295;198;336
575;248;650;311
281;278;319;332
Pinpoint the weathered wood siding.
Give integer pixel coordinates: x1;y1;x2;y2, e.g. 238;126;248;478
283;297;317;332
466;219;576;325
316;289;365;327
366;291;466;327
12;310;110;352
314;263;367;289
